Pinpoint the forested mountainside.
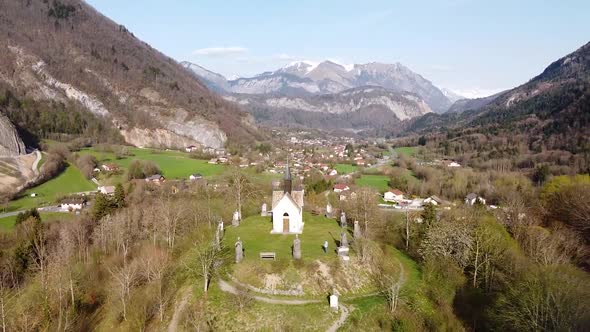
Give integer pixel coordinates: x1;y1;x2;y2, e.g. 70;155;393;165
0;0;260;150
402;41;590;171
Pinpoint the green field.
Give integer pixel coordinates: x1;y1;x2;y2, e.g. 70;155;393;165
0;212;75;232
394;146;417;157
224;212;342;263
79;147;225;180
355;174;390;192
335;164;358;174
7;164;95;212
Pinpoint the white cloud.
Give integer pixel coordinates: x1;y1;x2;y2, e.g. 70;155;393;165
275;53;297;61
193;46;247;57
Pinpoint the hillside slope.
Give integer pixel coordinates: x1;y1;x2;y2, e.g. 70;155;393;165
0;0;259;149
405;41;590;153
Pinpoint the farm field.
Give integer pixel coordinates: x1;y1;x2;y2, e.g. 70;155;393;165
79;146;225;180
335;163;358;174
394;146;417;157
7;164;95;212
0;212;75;232
355;174;390;192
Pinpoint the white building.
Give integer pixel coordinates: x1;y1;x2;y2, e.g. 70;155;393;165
271;163;304;234
384;189;404;202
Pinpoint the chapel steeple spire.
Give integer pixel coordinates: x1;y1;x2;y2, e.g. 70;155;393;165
283;155;292;194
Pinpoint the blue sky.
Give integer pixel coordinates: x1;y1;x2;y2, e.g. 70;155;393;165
87;0;589;97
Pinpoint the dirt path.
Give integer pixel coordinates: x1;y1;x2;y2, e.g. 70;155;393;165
326;304;350;332
31;150;41;175
167;287;192;332
218;279;321;305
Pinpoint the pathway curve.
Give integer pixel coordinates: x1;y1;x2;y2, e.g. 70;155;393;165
326;304;350;332
31;150;42;175
218;279;321;305
167;287;192;332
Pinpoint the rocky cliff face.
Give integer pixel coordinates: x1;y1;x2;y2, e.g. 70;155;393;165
0;0;259;149
0;115;26;157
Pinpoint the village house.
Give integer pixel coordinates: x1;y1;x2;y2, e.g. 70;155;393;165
98;185;116;195
333;183;350;193
465;193;486;205
384;189;405;202
185;145;199;153
101;163;119;172
60;198;87;212
145;174;165;183
423;195;443;206
189;173;203;181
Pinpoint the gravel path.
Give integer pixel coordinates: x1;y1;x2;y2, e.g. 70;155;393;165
326;304;350;332
167;287;192;332
218;279;321;305
31;150;41;175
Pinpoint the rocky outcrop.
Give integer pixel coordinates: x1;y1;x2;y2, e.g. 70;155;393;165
0;115;26;157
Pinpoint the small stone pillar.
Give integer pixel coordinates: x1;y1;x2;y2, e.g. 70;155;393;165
232;210;240;226
340;232;349;248
326;203;333;218
329;289;339;310
340;211;347;228
293;234;301;260
261;203;268;216
235;237;243;263
353;220;361;238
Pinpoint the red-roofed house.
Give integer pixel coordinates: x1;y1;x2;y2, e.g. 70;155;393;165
384;189;404;202
333;183;350;193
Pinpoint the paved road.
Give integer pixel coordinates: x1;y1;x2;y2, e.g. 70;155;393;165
0;205;62;219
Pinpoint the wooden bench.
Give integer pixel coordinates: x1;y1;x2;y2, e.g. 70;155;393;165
259;252;276;260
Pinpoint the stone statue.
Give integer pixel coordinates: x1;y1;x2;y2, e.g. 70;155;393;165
218;219;224;232
340;211;347;228
235;237;243;263
232;210;240;226
340;232;349;248
353;220;361;238
293;234;301;259
261;203;268;216
326;203;333;218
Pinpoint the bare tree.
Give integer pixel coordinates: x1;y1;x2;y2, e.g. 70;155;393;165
138;246;170;322
226;168;259;222
108;262;138;322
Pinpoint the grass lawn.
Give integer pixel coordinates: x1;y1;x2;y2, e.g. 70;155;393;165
0;212;75;232
7;164;95;212
79;146;225;180
394;146;417;157
224;212;343;263
355;174;390;193
335;163;358;174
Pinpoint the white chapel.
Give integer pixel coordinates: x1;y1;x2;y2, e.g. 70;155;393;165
271;162;304;234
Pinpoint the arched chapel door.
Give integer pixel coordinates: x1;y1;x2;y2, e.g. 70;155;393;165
283;212;289;233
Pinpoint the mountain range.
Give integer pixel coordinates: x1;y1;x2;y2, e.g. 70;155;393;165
182;60;463;132
0;0;259;152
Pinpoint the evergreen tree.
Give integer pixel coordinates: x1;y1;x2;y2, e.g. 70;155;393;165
92;193;112;221
422;203;436;225
114;183;126;208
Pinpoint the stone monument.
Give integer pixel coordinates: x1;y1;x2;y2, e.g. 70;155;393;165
340;211;347;228
326;203;333;218
261;203;268;216
353;220;361;238
329;289;339;310
340;231;349;248
293;234;301;260
232;210;240;226
235;237;243;263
